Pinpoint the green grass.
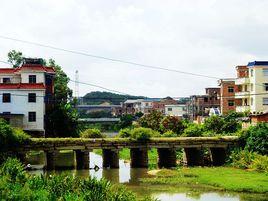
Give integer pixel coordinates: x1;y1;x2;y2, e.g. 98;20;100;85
142;167;268;194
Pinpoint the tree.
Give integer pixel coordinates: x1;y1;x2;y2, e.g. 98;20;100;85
138;110;164;131
7;50;23;68
47;59;72;102
160;116;185;134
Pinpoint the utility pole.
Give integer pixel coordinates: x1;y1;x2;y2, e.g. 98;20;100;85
75;70;80;104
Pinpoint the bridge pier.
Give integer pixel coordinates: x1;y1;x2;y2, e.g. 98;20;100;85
102;149;119;168
183;148;204;166
157;148;177;168
130;148;148;168
210;148;227;166
75;150;90;169
45;151;58;170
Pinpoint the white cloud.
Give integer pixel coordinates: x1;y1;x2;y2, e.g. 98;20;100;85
0;0;267;97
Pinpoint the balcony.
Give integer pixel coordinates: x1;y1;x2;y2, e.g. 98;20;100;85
236;105;250;113
235;77;250;85
235;91;250;99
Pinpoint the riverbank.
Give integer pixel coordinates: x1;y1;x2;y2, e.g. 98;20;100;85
142;167;268;194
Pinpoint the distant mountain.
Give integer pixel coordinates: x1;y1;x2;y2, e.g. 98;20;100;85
81;91;146;105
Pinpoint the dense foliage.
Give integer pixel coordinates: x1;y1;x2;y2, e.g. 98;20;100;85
183;123;204;137
118;127;159;141
82;91;145;105
160;116;185;134
239;123;268;155
0;158;155;201
0;119;30;162
138;111;164;132
80;128;105;138
229;150;268;172
7;50;23;68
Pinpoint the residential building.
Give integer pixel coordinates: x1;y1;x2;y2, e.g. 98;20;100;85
122;99;143;115
235;61;268;113
165;104;187;118
187;88;220;120
0;58;55;136
218;78;238;115
140;98;161;114
152;97;178;114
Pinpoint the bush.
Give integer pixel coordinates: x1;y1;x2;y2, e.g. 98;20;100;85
138;110;164;131
130;127;159;141
229;150;268;172
240;123;268;155
183;123;204;137
80;128;105;138
0;119;30;152
117;128;132;138
162;130;178;137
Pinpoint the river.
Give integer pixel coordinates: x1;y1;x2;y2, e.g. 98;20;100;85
27;151;267;201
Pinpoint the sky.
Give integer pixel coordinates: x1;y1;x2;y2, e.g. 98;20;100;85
0;0;268;98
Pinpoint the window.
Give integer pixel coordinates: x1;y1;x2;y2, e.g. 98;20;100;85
264;83;268;91
168;108;172;111
3;78;11;83
263;98;268;105
228;100;235;106
29;75;36;83
28;112;36;122
245;85;248;92
263;69;268;77
204;97;208;102
251;84;253;91
251;98;253;106
28;93;36;102
228;86;234;93
2;93;11;103
250;69;254;77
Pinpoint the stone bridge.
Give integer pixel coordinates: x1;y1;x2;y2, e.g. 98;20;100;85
12;136;239;170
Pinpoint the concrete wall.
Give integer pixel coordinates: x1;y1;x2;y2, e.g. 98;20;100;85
0;89;45;131
165;104;186;117
21;72;45;83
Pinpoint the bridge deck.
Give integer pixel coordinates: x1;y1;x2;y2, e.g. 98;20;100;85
13;136;239;152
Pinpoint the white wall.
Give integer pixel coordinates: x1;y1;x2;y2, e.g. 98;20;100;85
0;89;45;131
20;72;45;83
165;105;187;117
0;74;21;83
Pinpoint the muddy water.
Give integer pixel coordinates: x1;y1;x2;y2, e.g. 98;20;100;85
27;151;267;201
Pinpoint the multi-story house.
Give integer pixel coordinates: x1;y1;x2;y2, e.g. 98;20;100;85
0;58;55;136
152;97;178;114
165;104;187;119
187;88;220;120
235;61;268;113
218;78;237;115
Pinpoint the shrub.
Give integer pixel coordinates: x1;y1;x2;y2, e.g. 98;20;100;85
130;127;159;141
80;128;104;138
117;128;132;138
183;123;204;137
138;110;164;131
240;123;268;155
162;130;178;137
0;119;30;152
229;150;268;172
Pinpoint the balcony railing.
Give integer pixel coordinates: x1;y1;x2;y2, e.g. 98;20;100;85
235;77;250;85
235;91;250;99
236;105;250;112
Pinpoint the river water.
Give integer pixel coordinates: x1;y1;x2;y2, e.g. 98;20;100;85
27;151;267;201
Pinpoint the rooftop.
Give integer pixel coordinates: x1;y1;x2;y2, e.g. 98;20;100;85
248;61;268;67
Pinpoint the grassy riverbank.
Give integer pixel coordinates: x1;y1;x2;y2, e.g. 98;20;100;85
142;167;268;194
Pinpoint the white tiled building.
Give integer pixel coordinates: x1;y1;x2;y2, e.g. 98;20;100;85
235;61;268;113
165;104;187;118
0;58;55;136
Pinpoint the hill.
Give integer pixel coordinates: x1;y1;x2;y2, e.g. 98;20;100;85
81;91;146;105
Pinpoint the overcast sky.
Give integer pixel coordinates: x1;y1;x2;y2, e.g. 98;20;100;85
1;0;268;97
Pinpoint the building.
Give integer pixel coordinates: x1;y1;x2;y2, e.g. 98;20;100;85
165;104;187;118
235;61;268;113
0;58;55;136
218;78;237;115
187;88;220;120
152;97;178;114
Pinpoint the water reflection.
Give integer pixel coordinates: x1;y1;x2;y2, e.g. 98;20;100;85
26;151;266;201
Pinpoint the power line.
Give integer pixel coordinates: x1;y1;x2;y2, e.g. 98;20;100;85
0;35;220;79
0;60;12;66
